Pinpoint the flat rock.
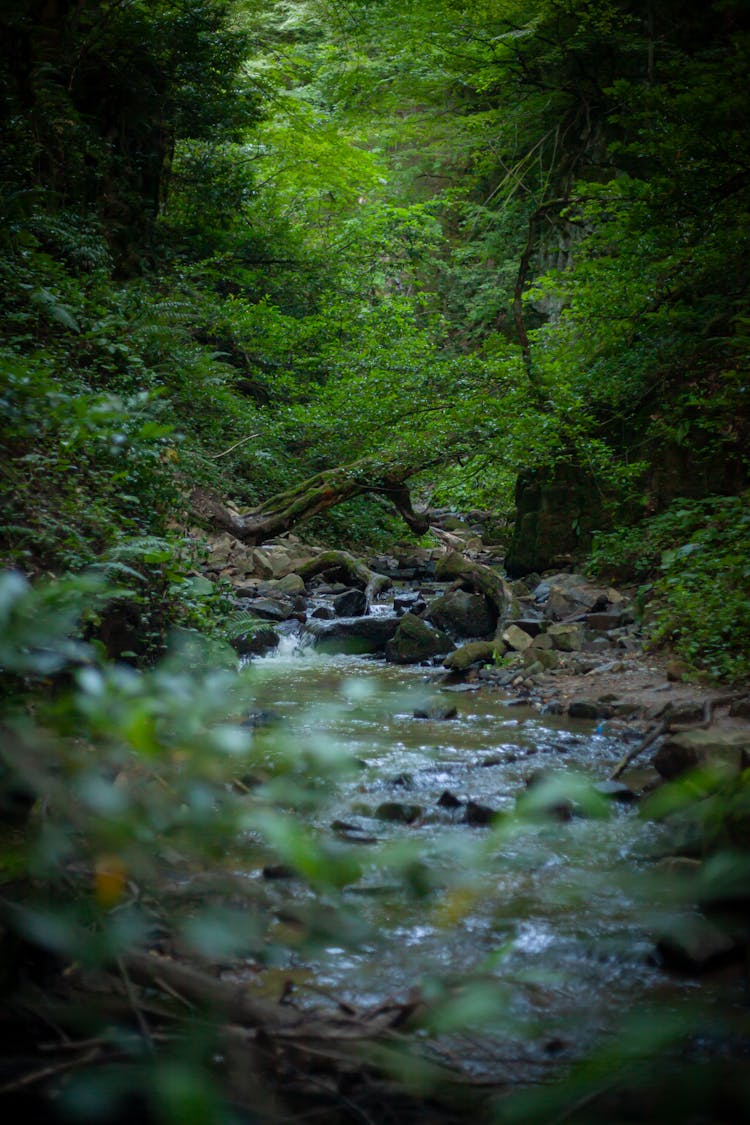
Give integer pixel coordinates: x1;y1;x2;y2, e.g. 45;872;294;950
654;728;750;780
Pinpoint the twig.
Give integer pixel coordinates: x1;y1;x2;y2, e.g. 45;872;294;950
117;957;155;1053
0;1047;101;1096
211;433;261;460
609;721;668;781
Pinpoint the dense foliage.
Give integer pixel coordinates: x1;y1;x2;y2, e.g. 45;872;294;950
1;0;750;1120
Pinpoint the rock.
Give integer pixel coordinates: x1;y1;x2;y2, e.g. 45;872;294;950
375;801;423;824
568;699;611;720
547;623;584;652
232;628;280;657
393;592;427;616
241;709;282;729
666;659;692;682
385;613;454;665
665;701;705;725
585;611;625;631
311;605;335;620
425;590;497;638
593;780;637;802
333;588;368;617
464;800;500;827
525;648;559;670
251;544;317;580
656;913;737;972
330;821;379;845
206;533;235;566
443;641;497;672
654;729;750;780
306;616;399;654
729;696;750;719
530;632;553;651
243;597;296;622
437;790;463;809
270;573;307;596
502;624;534;652
413;703;458;720
507;617;545;637
263;864;296;880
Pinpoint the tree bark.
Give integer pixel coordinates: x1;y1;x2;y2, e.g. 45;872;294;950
191;454;432;546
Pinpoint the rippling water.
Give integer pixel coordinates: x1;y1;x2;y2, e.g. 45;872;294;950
242;639;732;1075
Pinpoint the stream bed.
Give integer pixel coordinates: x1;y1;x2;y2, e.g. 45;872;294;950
239;629;740;1082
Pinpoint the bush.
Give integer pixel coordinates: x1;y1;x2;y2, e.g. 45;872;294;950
589;493;750;680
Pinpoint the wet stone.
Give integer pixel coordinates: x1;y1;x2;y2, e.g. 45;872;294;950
464;800;500;827
333;588;367;617
263;864;296;880
413;703;458;720
593;780;638;802
437;790;463;809
375;801;423;824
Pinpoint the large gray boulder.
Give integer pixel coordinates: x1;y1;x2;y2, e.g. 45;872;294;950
425;589;497;638
385;613;454;665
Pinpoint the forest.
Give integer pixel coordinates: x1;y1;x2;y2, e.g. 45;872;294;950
1;1;750;1122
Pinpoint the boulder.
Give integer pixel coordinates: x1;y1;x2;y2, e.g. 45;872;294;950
425;590;496;638
242;597;296;622
266;573;307;597
305;616;399;654
443;641;497;672
525;648;559;670
333;588;368;617
502;624;534;652
654;729;750;780
385;613;454;665
530;632;553;651
547;623;584;652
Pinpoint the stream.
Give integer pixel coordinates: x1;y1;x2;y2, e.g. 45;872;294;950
239;592;739;1083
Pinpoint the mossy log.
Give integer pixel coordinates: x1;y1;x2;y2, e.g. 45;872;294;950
191;455;431;546
295;550;391;606
434;552;517;632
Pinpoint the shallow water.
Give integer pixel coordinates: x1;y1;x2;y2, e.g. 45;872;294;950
242;637;736;1075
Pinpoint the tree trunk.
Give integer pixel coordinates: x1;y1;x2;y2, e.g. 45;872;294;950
191;454;432;546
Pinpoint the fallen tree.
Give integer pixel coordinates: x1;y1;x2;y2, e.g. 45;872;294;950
191;454;433;546
294;550;391;607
